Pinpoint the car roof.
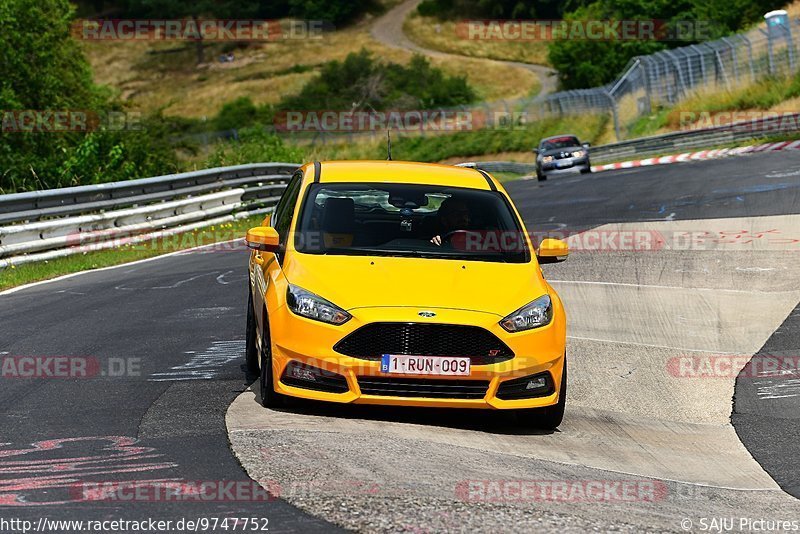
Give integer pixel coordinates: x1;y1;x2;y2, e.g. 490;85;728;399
303;160;497;190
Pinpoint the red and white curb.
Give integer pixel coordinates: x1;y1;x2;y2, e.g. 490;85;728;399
591;139;800;172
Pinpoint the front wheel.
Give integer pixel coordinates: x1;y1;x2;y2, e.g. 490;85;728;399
580;165;591;174
517;357;566;430
259;319;286;408
536;170;547;181
245;288;259;374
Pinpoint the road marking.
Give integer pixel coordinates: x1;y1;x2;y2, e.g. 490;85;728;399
756;378;800;400
0;239;241;297
149;340;245;381
216;270;234;285
114;271;220;291
549;279;775;294
566;335;735;354
0;436;177;507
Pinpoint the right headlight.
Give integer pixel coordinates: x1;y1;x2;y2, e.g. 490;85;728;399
542;155;554;163
500;295;553;332
286;284;351;325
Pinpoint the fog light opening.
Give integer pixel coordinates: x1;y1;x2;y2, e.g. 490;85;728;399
495;371;555;400
280;361;349;393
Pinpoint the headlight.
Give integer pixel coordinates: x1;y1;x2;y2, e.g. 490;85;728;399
542;155;554;163
572;150;584;158
500;295;553;332
286;284;351;325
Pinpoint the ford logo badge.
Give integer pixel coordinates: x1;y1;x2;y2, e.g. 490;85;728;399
418;311;436;318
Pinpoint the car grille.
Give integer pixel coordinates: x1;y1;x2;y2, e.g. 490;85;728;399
334;322;514;365
357;377;490;399
554;151;579;159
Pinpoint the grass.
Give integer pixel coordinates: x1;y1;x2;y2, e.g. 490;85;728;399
0;215;264;291
83;18;541;121
321;114;607;162
489;171;529;183
403;13;551;66
626;71;800;138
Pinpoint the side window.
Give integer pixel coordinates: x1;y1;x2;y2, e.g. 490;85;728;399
273;173;303;245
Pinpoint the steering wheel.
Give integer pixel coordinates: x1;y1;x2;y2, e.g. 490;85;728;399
440;230;471;249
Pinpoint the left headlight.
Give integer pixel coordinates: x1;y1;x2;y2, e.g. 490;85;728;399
286;284;351;325
572;150;585;158
500;295;553;332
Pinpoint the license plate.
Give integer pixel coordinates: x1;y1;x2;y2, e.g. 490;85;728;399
556;160;573;168
380;354;470;376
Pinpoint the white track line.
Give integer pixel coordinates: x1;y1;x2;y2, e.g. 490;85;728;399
548;279;781;295
0;238;242;296
566;335;738;354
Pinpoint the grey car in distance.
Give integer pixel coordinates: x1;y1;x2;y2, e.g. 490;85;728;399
534;135;591;181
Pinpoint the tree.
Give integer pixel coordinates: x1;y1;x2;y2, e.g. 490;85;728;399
0;0;178;192
123;0;256;64
0;0;102;190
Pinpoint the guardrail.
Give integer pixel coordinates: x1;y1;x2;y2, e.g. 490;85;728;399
589;113;800;162
3;112;797;269
0;163;298;268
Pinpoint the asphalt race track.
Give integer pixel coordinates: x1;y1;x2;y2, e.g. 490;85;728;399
2;152;800;532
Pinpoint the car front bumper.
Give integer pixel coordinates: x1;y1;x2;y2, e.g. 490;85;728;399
540;156;589;172
266;305;566;410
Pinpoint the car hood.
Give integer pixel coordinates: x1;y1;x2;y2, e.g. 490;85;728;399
282;254;547;317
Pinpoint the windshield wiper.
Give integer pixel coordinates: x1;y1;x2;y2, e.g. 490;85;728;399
322;247;513;262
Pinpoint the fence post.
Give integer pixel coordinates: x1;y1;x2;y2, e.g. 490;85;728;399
740;35;756;82
760;28;775;75
721;37;739;84
783;23;796;72
689;45;707;82
640;57;654;113
664;50;688;99
604;90;620;141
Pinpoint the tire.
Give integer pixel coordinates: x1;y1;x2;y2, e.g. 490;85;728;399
259;318;286;408
518;357;567;430
536;170;547;182
245;288;259;374
580;165;591;174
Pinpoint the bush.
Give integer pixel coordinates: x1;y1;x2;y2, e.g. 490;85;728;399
213;97;273;132
280;49;476;112
0;0;179;192
204;128;304;167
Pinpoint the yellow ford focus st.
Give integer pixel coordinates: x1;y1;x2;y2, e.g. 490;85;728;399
245;161;569;428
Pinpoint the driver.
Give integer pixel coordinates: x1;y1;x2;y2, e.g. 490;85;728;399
430;197;472;246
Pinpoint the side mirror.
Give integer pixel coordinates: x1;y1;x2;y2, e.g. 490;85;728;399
246;226;280;252
536;238;568;264
532;148;539;155
582;142;591;148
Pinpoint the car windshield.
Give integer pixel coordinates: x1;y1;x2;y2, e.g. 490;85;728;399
541;136;580;150
294;182;530;263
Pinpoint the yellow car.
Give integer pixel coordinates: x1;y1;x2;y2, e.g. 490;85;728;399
245;161;569;428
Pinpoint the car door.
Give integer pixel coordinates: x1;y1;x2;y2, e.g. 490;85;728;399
252;171;303;330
